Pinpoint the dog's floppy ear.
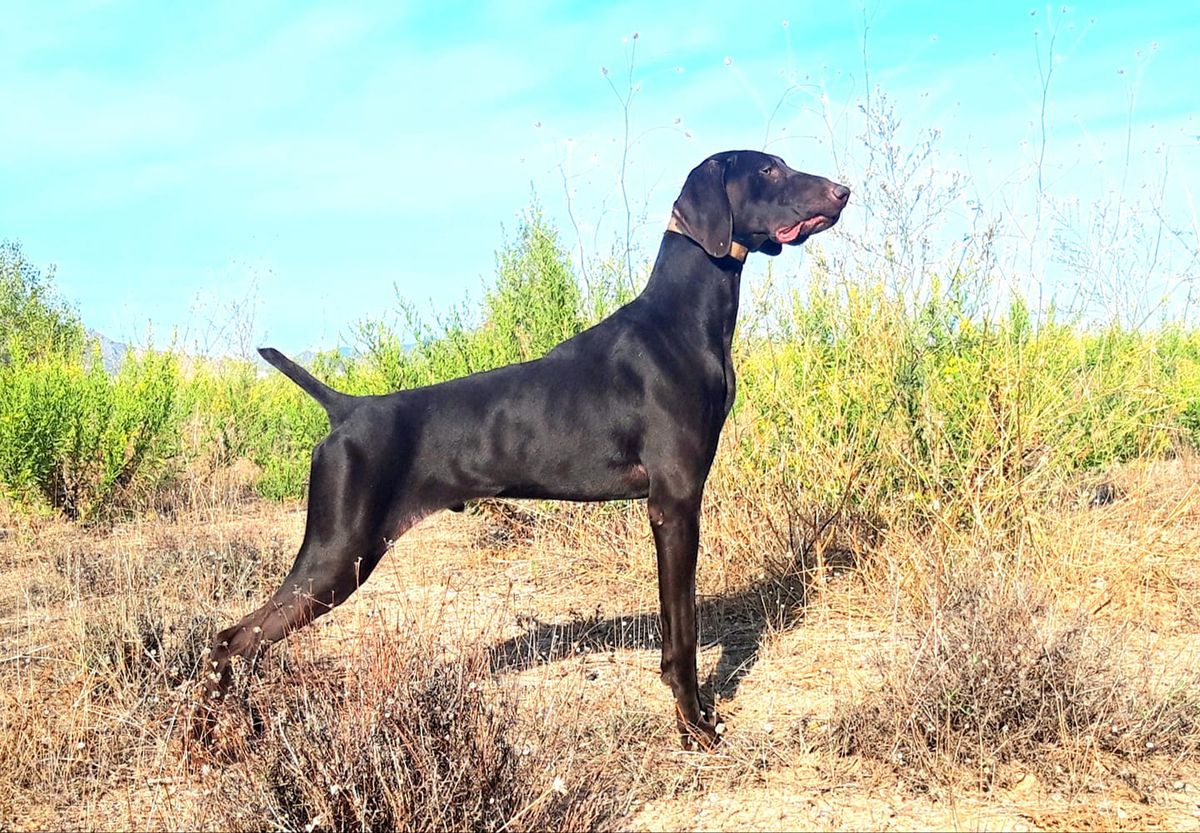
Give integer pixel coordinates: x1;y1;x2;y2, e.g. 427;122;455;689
672;156;732;258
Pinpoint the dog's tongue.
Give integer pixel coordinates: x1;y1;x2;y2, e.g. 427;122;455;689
776;222;803;244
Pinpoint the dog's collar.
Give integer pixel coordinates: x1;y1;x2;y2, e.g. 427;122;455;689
666;213;749;263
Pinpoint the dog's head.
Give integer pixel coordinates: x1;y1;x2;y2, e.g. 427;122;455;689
671;150;850;259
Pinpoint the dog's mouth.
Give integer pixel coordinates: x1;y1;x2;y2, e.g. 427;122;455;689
775;214;837;245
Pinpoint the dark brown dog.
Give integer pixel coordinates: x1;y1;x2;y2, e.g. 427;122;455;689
197;150;849;749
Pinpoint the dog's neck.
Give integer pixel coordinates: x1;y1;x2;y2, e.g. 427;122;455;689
641;226;743;349
665;213;749;263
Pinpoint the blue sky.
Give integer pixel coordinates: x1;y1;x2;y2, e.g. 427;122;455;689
3;1;1197;353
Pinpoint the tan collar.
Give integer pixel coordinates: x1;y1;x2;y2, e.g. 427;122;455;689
666;213;749;263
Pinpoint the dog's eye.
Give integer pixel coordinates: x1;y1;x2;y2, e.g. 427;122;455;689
760;165;774;176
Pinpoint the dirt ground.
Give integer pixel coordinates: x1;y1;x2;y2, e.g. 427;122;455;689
363;479;1200;831
2;457;1199;830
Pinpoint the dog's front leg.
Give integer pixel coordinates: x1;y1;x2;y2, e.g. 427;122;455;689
649;492;718;750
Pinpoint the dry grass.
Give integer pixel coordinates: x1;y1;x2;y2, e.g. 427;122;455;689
830;575;1200;790
206;625;633;832
2;455;1199;830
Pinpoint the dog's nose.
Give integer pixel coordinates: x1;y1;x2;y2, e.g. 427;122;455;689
831;184;850;203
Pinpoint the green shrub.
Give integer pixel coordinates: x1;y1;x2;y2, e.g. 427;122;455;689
0;345;181;519
395;205;586;384
2;196;1197;518
0;241;83;363
179;204;1199;515
0;243;182;518
733;264;1197;528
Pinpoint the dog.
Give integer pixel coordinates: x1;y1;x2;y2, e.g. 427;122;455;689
196;150;849;749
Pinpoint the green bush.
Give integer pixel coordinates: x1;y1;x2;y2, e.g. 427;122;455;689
732;265;1198;528
177;205;1200;515
1;241;84;363
393;205;586;384
0;346;180;519
2;198;1197;519
0;243;182;518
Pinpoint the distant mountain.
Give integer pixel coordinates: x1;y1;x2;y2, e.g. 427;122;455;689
86;329;128;374
83;328;359;374
295;345;358;365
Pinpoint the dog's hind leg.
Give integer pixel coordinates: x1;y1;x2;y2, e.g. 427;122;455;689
193;433;423;739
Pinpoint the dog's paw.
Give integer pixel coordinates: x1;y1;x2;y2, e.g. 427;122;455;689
677;709;724;752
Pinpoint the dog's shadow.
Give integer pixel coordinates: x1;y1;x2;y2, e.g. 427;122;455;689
487;544;859;704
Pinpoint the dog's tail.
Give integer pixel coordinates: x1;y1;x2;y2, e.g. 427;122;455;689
259;347;354;424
